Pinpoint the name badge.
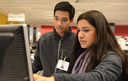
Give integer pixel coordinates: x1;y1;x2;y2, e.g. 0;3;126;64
56;60;69;71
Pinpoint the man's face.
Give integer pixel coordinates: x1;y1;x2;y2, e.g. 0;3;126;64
53;10;73;37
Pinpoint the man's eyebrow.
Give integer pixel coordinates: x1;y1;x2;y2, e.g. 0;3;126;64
54;15;68;19
54;15;58;18
62;17;68;19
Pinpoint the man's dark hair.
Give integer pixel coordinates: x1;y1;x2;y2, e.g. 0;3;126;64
54;1;75;21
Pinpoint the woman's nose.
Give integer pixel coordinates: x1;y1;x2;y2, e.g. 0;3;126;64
78;31;84;38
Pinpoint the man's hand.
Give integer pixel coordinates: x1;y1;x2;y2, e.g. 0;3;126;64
33;74;55;81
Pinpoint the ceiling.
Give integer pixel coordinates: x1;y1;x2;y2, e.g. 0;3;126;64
0;0;128;27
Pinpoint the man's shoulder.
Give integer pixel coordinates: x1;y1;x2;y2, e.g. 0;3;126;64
40;31;54;40
70;31;76;35
70;32;76;38
41;31;53;37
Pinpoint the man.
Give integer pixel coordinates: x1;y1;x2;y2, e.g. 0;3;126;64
32;1;76;77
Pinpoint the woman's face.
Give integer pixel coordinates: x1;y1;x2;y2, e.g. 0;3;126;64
77;19;97;49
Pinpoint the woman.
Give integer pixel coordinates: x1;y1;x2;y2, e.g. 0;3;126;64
33;10;128;81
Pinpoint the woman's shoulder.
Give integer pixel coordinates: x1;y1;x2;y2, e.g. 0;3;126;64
101;51;122;68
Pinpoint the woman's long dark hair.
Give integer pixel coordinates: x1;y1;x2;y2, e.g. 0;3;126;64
68;10;128;80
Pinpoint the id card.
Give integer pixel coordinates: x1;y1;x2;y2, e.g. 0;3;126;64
56;60;69;71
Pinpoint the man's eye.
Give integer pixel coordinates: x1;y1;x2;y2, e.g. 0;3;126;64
62;20;67;21
55;18;58;20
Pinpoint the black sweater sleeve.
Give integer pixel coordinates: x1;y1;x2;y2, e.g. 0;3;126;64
32;38;42;73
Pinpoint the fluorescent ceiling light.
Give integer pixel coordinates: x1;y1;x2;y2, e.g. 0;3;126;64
71;3;88;5
77;12;82;14
124;13;128;14
116;3;128;5
117;18;124;20
46;14;53;16
45;17;53;18
45;12;53;13
20;7;31;9
0;1;10;3
89;3;115;5
12;1;35;4
10;7;19;9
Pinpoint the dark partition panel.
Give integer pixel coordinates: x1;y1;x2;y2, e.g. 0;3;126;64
33;27;36;43
109;23;115;33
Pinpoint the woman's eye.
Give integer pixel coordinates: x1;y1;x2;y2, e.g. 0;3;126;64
84;30;89;32
77;30;80;32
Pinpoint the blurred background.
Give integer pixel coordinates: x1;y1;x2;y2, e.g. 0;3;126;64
0;0;128;55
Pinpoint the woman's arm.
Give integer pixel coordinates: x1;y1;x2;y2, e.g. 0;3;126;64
53;53;123;81
33;53;123;81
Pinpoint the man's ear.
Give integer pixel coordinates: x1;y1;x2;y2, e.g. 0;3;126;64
70;18;74;25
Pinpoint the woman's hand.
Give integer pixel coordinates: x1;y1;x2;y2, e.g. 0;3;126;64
33;74;55;81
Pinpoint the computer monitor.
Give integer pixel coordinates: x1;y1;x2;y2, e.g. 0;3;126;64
0;24;33;81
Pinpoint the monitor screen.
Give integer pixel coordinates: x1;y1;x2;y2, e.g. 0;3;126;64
0;24;33;81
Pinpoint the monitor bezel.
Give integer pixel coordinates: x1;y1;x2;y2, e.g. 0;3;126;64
0;24;33;81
